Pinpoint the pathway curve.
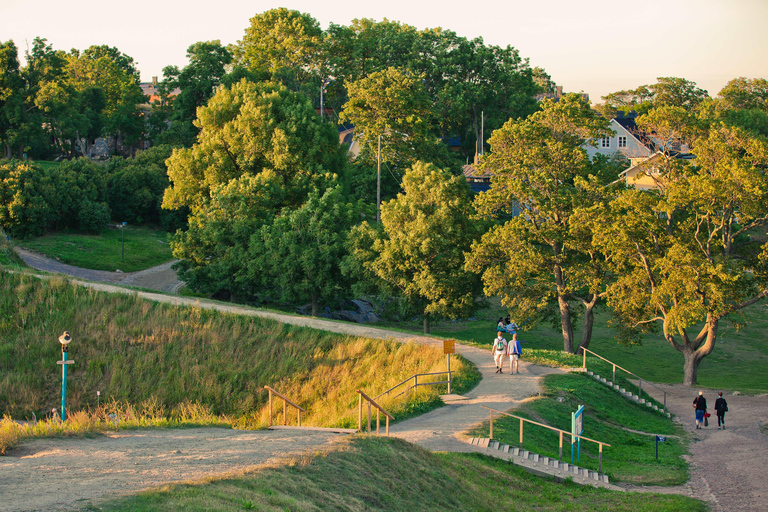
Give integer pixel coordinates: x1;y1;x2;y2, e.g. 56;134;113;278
13;247;184;293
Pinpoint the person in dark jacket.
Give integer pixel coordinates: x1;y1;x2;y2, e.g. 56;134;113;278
693;391;707;429
714;391;728;429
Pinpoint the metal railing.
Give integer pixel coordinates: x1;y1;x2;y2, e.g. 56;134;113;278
357;389;394;435
581;348;667;413
482;405;611;472
264;386;306;427
372;371;453;401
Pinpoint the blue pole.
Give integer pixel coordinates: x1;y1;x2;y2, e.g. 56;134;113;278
61;348;67;421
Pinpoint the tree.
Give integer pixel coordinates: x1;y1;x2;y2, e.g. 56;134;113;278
233;8;323;91
249;186;367;316
347;161;486;333
0;40;25;159
599;77;709;116
466;94;616;353
587;117;768;385
158;41;233;147
163;79;347;298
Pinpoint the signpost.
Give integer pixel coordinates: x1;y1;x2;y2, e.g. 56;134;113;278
443;340;455;394
571;405;585;463
656;435;666;460
57;331;73;422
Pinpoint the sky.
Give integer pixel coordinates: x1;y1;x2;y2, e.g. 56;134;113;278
2;0;767;102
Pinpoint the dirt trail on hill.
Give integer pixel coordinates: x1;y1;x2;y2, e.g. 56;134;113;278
2;269;767;510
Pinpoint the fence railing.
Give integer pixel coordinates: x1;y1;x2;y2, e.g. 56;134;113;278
357;389;394;435
264;386;306;427
372;371;453;401
481;405;611;472
580;348;667;413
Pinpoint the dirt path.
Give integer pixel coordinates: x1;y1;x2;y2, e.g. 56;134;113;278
641;384;768;512
3;269;768;510
0;428;346;512
13;247;184;293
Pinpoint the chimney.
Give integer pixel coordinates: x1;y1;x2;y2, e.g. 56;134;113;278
556;86;563;97
152;76;158;87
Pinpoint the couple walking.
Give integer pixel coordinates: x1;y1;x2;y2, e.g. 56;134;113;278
693;391;729;429
492;331;522;374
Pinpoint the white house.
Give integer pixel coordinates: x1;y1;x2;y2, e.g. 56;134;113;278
585;115;653;162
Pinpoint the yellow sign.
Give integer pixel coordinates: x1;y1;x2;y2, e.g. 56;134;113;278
443;339;455;354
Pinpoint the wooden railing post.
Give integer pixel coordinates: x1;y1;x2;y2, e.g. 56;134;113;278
599;444;603;473
559;431;563;462
376;409;380;435
583;349;587;369
519;418;523;447
367;403;372;433
268;389;273;427
612;364;616;385
358;393;362;431
386;416;389;436
283;398;287;426
489;409;493;439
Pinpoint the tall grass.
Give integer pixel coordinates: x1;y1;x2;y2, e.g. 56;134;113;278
0;271;479;452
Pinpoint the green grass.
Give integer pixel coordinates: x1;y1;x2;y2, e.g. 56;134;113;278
20;225;174;272
84;436;705;512
420;301;768;394
469;373;688;485
0;271;479;452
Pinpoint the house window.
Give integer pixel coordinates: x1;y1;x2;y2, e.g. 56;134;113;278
618;136;627;148
601;137;611;148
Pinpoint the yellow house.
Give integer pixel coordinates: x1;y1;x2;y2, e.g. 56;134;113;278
618;153;667;190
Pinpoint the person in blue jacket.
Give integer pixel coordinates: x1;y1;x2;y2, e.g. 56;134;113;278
507;333;522;374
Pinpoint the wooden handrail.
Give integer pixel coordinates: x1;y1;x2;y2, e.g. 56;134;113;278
481;405;611;472
357;389;394;436
581;348;667;413
372;371;453;401
264;386;306;427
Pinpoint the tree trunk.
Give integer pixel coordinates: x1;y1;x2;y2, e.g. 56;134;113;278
311;293;319;317
577;297;597;354
553;260;574;353
682;348;703;386
423;314;430;335
680;318;718;386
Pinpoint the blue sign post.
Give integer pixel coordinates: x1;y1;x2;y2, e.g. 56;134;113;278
572;405;585;463
656;435;666;460
57;332;73;422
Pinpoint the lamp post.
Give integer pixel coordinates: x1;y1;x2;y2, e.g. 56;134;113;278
57;331;74;422
120;222;126;260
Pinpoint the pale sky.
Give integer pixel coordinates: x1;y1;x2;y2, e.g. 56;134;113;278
2;0;766;102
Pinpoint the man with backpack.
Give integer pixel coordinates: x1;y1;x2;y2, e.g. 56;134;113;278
715;391;729;429
492;332;507;373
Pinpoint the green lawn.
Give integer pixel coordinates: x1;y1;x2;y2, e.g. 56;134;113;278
21;225;174;272
421;303;768;394
469;373;687;485
85;436;705;512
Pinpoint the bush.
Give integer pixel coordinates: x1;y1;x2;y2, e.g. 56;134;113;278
78;199;111;234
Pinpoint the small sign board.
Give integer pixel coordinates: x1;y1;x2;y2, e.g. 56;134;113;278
656;435;666;442
443;340;455;354
57;360;75;365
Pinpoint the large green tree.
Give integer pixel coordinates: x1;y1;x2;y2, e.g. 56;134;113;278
249;186;366;316
164;79;347;298
598;77;710;117
347;161;485;333
466;94;616;353
0;40;25;159
586;115;768;385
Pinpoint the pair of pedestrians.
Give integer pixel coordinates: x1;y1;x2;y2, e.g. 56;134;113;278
492;331;522;374
693;391;729;429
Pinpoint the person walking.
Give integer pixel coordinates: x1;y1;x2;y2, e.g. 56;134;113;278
714;391;728;429
507;333;522;374
693;391;707;429
492;332;507;373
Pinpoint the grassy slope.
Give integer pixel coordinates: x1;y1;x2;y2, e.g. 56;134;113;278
0;271;478;430
470;373;687;485
20;225;174;272
86;436;705;512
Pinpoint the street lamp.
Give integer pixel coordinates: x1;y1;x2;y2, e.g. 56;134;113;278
120;222;127;260
57;331;74;422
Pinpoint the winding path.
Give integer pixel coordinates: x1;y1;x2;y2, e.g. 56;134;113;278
3;253;767;511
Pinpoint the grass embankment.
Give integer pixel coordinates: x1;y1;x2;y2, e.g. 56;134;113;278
424;303;768;394
0;271;479;453
470;373;687;485
20;225;174;272
86;436;705;512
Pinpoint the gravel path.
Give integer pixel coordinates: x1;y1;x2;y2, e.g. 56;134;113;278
13;247;184;293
